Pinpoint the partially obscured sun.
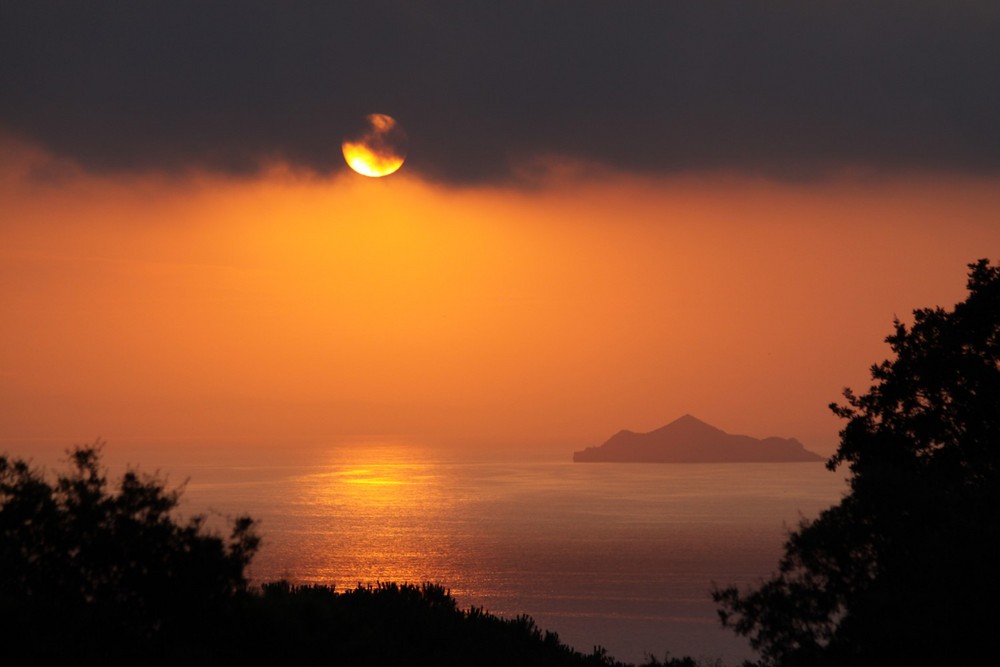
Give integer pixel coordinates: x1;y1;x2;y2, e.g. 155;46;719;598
342;113;408;177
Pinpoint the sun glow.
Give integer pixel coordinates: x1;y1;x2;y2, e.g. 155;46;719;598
5;138;1000;452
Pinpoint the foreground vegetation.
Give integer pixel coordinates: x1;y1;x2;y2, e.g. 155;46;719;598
0;444;695;667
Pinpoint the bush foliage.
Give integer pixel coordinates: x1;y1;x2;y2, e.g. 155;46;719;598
714;259;1000;666
0;444;259;663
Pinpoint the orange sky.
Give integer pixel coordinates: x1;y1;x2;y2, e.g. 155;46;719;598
3;138;999;460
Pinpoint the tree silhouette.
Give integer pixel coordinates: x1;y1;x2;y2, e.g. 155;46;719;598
713;259;1000;666
0;443;259;662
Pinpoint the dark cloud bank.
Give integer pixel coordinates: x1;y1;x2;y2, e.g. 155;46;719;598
2;1;998;185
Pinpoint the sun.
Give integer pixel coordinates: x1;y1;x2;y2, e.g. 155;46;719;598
342;113;408;177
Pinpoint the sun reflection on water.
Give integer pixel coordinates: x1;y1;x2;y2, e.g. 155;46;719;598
281;443;469;591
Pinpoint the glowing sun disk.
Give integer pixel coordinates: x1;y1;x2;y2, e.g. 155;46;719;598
342;113;408;177
342;143;405;177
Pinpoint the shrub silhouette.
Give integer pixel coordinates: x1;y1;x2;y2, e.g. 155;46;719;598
0;443;258;663
236;581;638;667
1;444;689;666
713;259;1000;667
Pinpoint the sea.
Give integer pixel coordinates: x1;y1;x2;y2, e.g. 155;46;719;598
111;442;846;665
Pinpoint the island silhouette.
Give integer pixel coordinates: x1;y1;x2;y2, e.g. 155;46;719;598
573;414;823;463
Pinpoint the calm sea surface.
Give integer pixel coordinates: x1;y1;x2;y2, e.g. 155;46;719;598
166;444;846;665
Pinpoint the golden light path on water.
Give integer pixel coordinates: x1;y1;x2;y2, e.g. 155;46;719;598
279;444;471;592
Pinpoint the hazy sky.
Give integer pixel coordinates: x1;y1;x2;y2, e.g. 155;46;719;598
2;2;999;459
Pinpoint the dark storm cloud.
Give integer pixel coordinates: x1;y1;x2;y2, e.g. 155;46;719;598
1;1;998;184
